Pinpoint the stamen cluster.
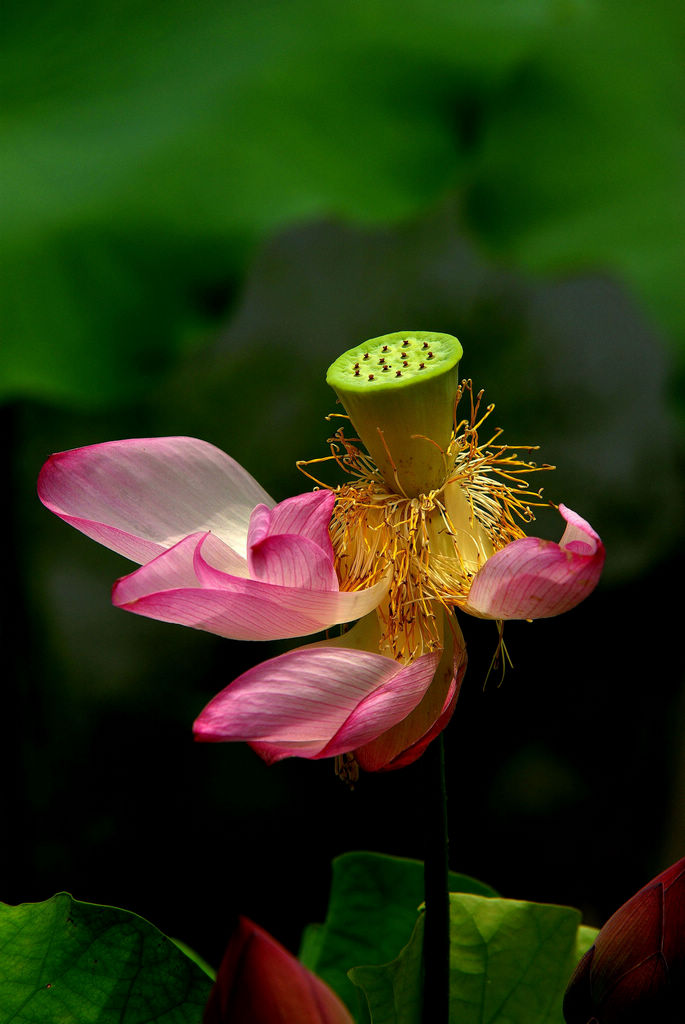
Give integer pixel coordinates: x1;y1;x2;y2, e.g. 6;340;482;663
298;381;553;662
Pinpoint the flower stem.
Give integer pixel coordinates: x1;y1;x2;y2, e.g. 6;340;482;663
422;733;450;1022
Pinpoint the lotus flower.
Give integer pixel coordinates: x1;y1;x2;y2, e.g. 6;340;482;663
203;916;353;1024
563;857;685;1024
38;331;604;773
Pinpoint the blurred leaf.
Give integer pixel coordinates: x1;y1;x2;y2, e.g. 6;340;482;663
349;893;599;1024
0;893;212;1023
466;0;685;355
0;0;574;406
299;851;496;1016
5;0;685;406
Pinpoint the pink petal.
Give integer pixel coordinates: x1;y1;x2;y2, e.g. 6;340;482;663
247;533;339;590
464;504;605;620
204;916;353;1024
248;490;336;551
247;492;338;590
190;531;250;577
377;674;460;772
193;646;439;760
37;437;274;563
355;614;467;772
316;651;442;758
112;534;388;641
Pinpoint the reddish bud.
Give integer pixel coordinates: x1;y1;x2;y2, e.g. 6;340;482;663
204;916;353;1024
564;857;685;1023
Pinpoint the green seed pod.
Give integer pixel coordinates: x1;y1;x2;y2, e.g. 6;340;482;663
326;331;463;496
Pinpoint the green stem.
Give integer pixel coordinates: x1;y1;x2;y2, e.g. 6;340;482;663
422;733;450;1022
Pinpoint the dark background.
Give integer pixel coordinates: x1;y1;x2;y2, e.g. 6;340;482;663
3;0;683;968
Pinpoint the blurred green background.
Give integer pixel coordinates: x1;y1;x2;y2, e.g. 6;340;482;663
3;0;684;967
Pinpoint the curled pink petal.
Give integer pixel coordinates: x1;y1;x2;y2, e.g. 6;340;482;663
193;646;439;760
464;504;605;620
355;614;467;772
376;674;460;772
316;651;441;758
112;535;388;641
191;531;249;577
248;490;336;552
37;437;274;563
247;533;339;590
247;492;338;590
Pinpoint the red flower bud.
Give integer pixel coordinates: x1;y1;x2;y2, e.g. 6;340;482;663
563;857;685;1023
204;916;353;1024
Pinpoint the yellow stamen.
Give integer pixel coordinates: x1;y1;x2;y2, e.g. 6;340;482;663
297;381;553;661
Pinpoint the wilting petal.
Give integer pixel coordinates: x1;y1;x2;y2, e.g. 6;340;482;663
204;916;353;1024
377;674;460;772
37;437;274;564
317;650;442;759
193;646;440;760
247;492;338;590
355;613;467;772
113;534;388;641
464;504;605;620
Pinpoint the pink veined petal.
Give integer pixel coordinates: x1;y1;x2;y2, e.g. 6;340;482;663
247;493;338;590
355;613;467;772
314;651;441;758
248;533;340;589
114;533;204;593
112;534;388;641
192;531;249;578
193;646;439;760
464;504;605;620
321;663;454;770
37;437;274;564
248;490;336;552
376;668;461;773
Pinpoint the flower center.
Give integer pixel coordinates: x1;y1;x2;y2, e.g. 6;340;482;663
300;381;553;661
